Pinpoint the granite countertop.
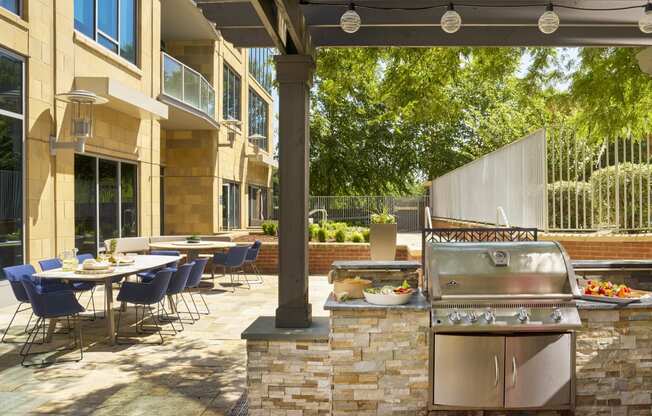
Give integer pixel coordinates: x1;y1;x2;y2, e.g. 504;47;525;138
576;297;652;310
330;260;422;270
324;291;430;311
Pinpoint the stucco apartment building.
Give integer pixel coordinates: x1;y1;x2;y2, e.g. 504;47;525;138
0;0;276;271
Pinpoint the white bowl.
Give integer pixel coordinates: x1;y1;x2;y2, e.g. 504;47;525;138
363;291;413;306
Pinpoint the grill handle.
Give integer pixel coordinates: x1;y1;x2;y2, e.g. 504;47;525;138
512;356;517;387
494;355;499;387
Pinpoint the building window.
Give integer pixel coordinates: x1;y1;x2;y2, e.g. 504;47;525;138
0;0;19;15
223;64;241;121
248;89;269;150
0;49;23;277
75;154;138;254
74;0;138;65
248;185;268;227
248;48;274;93
222;181;240;230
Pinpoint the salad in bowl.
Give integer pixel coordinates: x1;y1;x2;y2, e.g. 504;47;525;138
363;280;414;305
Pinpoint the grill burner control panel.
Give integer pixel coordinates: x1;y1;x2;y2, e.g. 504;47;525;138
432;305;582;332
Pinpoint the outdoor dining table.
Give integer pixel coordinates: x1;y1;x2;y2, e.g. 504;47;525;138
148;240;236;261
32;254;182;345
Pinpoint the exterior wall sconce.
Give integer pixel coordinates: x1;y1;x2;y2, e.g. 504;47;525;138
50;90;108;155
248;134;267;149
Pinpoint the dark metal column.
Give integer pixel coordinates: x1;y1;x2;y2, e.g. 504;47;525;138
274;54;315;328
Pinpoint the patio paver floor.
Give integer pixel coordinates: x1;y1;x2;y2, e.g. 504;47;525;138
0;273;331;415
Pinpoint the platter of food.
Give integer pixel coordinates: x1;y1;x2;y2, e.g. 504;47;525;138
580;280;652;305
363;280;414;306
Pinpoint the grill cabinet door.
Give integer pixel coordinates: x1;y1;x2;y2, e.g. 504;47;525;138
505;334;572;408
434;335;505;408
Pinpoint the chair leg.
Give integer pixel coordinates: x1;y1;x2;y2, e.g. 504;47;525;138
176;293;196;324
147;305;165;345
20;315;82;367
252;263;263;283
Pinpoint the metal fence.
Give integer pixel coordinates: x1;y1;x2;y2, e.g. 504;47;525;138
547;130;651;232
429;128;652;233
270;195;430;232
430;130;547;229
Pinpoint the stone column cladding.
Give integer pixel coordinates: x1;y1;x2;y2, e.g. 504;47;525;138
246;339;331;416
330;308;430;416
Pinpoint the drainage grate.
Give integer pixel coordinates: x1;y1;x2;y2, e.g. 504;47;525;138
226;391;248;416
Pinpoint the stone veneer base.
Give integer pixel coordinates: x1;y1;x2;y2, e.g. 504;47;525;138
244;305;652;416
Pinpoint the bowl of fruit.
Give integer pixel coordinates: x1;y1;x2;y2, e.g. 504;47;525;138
363;280;414;306
581;280;643;304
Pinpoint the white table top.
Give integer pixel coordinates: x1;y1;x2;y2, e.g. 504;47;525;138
33;254;182;281
148;240;236;250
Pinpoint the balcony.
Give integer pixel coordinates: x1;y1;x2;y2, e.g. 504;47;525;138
159;52;219;130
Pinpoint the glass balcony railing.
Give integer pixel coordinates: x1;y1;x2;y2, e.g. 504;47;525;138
162;52;215;119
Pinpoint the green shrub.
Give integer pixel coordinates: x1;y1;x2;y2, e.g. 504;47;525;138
334;229;346;243
262;221;278;236
547;181;593;230
351;232;363;243
317;227;327;242
590;163;651;230
308;223;320;241
362;229;370;242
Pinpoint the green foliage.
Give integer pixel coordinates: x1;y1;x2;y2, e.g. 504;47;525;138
308;223;320;241
334;229;346;243
590;163;651;230
547;181;593;230
362;229;370;242
371;209;396;224
261;220;278;236
317;227;327;242
351;232;364;243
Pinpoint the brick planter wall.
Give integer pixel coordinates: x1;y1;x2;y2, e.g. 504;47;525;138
254;243;410;275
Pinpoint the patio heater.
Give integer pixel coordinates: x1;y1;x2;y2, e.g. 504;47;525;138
50;89;108;155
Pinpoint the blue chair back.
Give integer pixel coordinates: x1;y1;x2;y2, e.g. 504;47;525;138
245;240;262;262
151;250;180;256
39;258;62;271
77;253;94;262
186;258;208;288
167;263;193;295
3;264;36;303
21;279;82;318
225;245;249;268
146;268;175;304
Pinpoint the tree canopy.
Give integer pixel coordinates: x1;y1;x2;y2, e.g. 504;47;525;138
308;47;652;196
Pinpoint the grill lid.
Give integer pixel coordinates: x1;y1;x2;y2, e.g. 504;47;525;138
427;241;580;300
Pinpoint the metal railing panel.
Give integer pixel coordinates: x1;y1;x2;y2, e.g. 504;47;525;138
161;52;215;119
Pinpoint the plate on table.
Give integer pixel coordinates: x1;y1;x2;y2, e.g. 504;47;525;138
75;267;115;275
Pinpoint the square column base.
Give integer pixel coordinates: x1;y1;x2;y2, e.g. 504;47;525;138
275;304;312;328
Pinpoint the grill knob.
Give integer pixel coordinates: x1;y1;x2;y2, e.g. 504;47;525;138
516;307;530;323
482;308;495;323
467;311;478;323
448;310;462;324
551;308;563;322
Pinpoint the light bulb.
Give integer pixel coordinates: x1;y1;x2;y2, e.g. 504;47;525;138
441;3;461;34
538;3;560;34
640;3;652;34
340;3;361;34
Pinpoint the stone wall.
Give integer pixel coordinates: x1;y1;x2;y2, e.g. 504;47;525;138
246;339;331;416
253;242;411;275
330;309;430;416
576;308;652;416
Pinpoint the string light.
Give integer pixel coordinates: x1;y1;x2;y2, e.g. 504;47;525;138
640;3;652;34
321;1;652;35
340;2;361;33
538;3;560;34
441;3;462;34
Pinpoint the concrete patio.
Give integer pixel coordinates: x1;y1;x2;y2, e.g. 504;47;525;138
0;274;331;416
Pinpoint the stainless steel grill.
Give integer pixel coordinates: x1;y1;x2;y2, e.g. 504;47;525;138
426;240;581;411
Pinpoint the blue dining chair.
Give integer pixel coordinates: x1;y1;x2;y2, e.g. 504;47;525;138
20;278;84;367
163;263;193;331
115;268;174;344
137;250;181;282
39;255;99;320
2;265;70;344
244;240;263;283
212;245;250;290
184;258;210;319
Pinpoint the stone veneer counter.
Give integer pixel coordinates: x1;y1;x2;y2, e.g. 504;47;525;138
243;297;652;416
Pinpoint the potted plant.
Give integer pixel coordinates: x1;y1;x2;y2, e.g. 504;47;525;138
369;209;397;261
